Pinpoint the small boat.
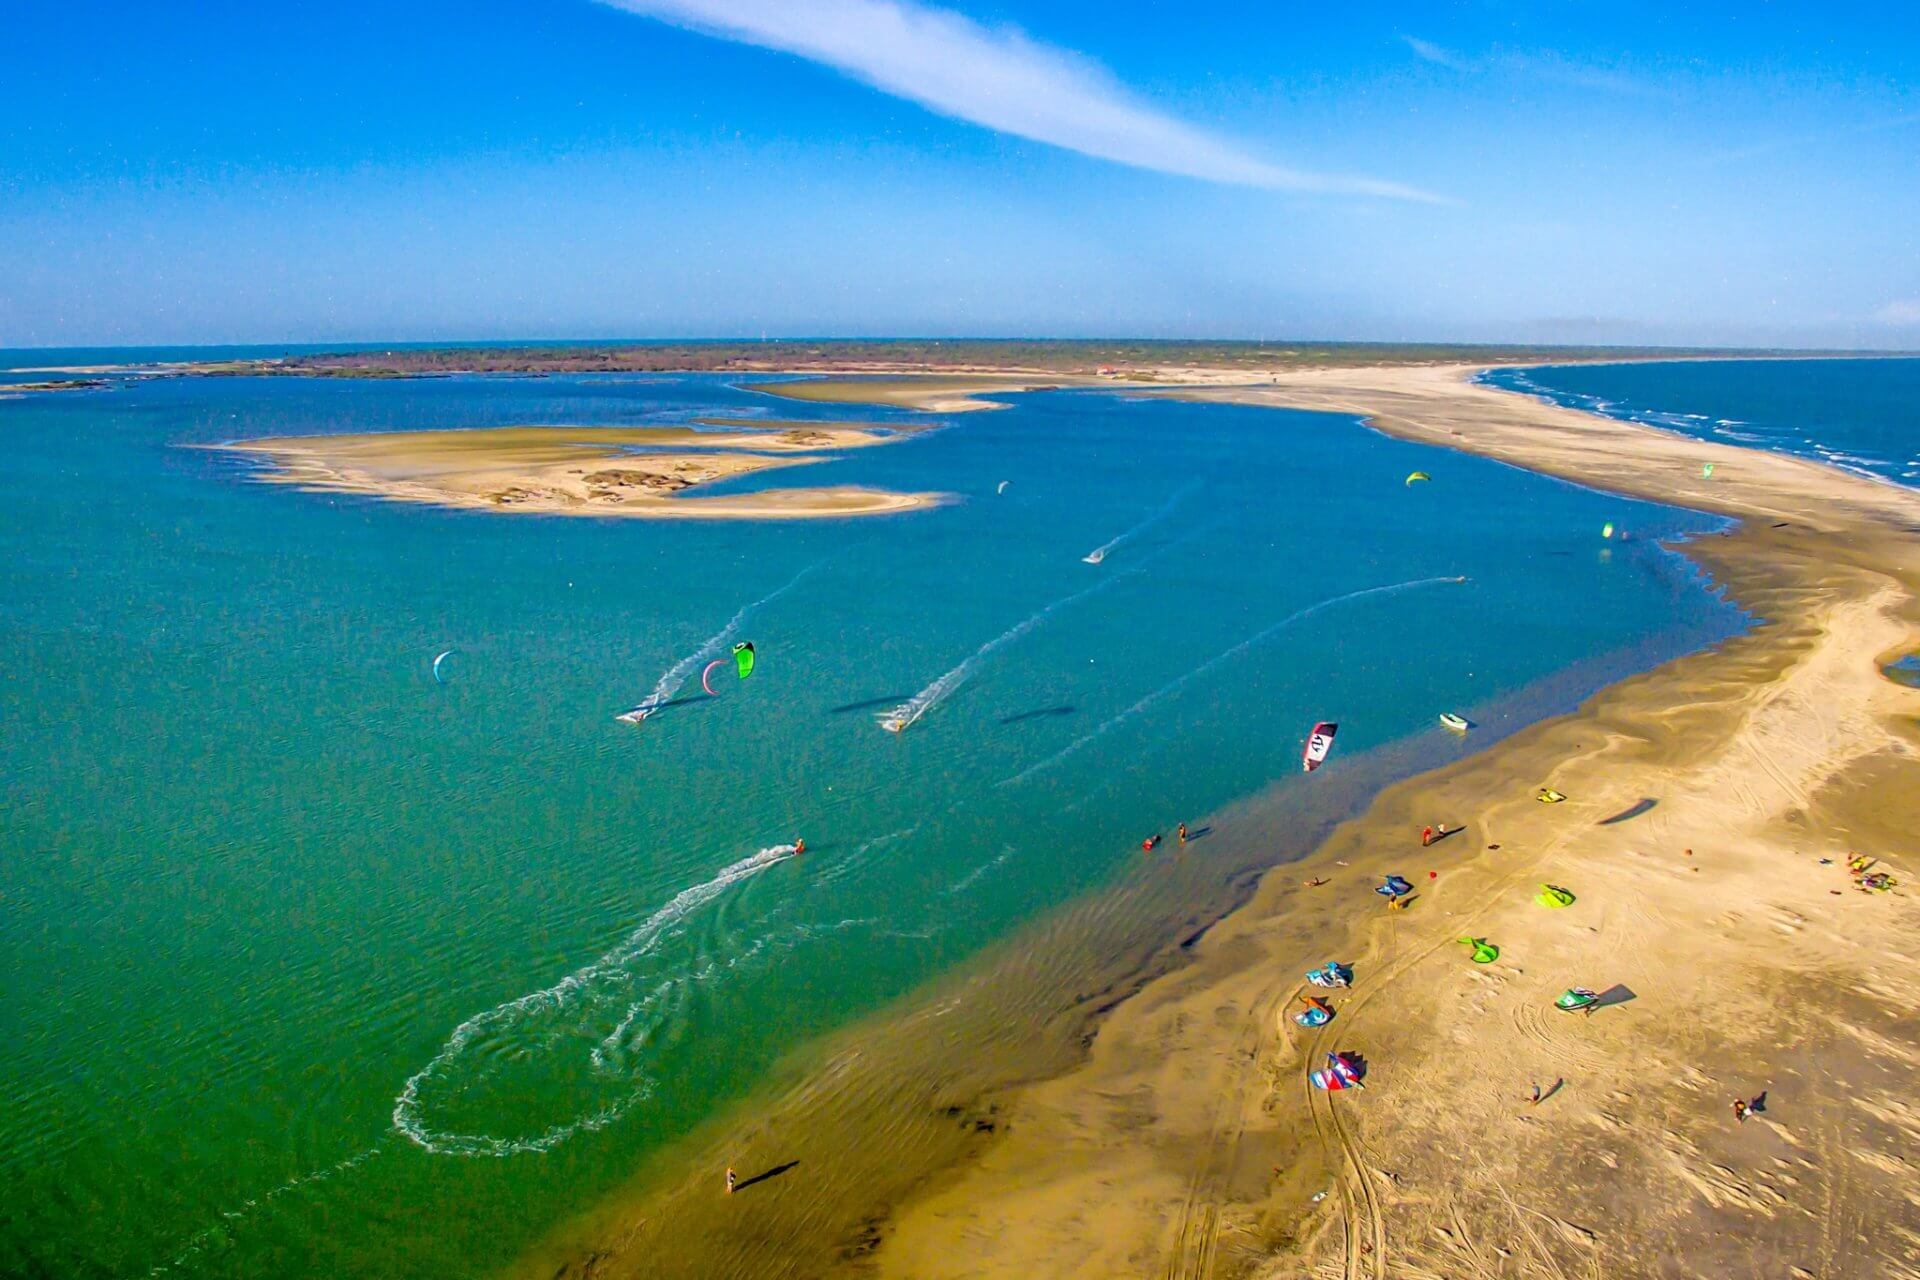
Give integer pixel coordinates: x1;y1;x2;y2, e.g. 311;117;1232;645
1439;713;1470;733
1302;721;1338;772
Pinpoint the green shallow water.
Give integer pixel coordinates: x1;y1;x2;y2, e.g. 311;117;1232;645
0;362;1742;1278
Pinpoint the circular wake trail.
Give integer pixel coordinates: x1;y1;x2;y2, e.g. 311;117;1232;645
392;843;797;1157
622;563;816;719
1003;575;1467;785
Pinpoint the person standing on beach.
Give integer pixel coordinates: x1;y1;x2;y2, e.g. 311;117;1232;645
726;1165;737;1194
1177;823;1188;845
1421;825;1435;847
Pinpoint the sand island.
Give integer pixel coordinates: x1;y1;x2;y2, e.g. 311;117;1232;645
215;419;947;519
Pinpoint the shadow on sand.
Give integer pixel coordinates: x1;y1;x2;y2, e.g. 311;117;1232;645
734;1161;800;1194
1599;798;1658;825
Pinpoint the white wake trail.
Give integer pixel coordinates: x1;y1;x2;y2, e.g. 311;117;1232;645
1003;575;1467;785
1081;479;1200;564
392;843;798;1157
881;523;1213;733
619;563;815;720
145;1145;385;1276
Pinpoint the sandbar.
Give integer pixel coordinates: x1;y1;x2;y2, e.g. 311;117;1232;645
214;422;948;520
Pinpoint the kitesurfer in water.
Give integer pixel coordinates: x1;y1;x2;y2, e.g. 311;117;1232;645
794;838;806;857
1142;833;1162;852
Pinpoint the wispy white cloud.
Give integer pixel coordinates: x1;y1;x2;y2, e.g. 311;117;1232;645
1874;299;1920;326
1401;35;1467;72
598;0;1443;201
1401;34;1662;98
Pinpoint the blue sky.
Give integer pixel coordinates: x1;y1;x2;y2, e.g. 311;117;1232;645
3;0;1916;347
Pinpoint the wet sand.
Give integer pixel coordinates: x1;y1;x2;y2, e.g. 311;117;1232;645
517;365;1920;1279
216;422;947;520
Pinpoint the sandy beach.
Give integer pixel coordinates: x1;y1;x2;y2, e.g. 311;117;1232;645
760;374;1082;414
217;421;948;519
515;364;1920;1280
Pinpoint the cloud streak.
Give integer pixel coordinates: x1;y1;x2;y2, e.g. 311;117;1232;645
1401;35;1467;72
1402;34;1663;98
599;0;1441;201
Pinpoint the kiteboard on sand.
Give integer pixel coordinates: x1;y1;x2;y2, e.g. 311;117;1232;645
1302;721;1338;772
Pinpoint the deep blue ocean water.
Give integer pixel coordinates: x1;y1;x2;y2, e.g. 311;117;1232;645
1481;357;1920;488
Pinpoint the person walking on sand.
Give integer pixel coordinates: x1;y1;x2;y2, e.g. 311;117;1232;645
726;1165;737;1194
1732;1098;1751;1122
1421;825;1436;847
1529;1081;1542;1105
1177;822;1188;845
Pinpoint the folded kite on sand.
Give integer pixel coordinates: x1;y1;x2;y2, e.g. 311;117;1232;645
1294;996;1335;1028
1457;937;1500;964
1306;963;1352;989
1311;1052;1366;1091
1374;875;1414;898
1536;884;1576;908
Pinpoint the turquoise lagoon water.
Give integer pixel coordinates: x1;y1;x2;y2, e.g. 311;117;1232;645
1;361;1742;1278
1482;357;1920;488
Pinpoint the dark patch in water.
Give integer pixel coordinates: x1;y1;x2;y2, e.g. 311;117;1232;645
827;694;912;714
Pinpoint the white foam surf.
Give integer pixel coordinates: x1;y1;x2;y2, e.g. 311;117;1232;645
1003;575;1467;785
